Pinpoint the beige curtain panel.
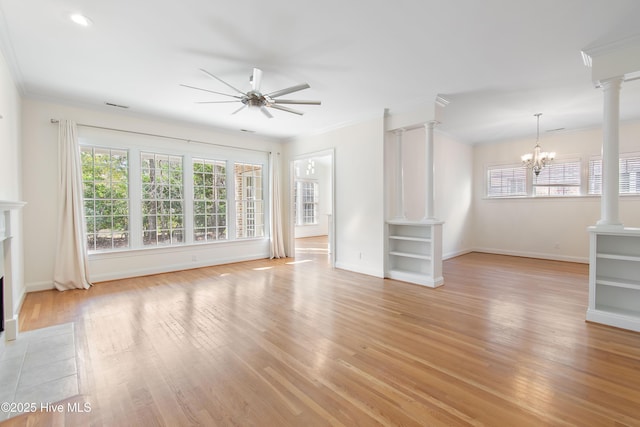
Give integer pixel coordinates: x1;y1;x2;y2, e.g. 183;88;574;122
53;119;92;291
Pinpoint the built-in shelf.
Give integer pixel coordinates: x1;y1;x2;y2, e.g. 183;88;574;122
595;277;640;291
385;220;443;288
587;227;640;333
596;253;640;262
389;235;432;243
389;250;431;260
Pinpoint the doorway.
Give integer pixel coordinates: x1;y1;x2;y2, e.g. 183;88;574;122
290;150;335;266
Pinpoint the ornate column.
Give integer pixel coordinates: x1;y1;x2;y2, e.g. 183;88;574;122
423;121;438;220
597;76;624;227
394;129;406;219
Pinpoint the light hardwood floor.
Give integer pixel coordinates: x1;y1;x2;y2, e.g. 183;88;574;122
5;250;640;426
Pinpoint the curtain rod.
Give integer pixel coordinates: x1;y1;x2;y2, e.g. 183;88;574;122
50;119;272;154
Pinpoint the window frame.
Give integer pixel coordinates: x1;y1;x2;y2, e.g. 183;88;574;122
486;164;528;198
234;162;265;239
531;158;582;197
193;157;228;242
140;151;185;247
80;145;130;252
294;179;319;225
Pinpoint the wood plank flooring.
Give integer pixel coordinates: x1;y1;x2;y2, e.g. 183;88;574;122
5;250;640;426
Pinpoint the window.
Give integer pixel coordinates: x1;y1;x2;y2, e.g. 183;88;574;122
80;131;268;253
533;160;581;196
589;154;640;195
487;165;527;197
193;158;227;241
294;181;319;225
588;158;602;195
235;162;264;238
141;152;184;246
81;146;129;251
620;156;640;194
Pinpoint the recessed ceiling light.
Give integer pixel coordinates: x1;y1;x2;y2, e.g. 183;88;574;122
70;13;92;27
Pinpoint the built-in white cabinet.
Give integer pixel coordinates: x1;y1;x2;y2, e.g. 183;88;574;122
386;220;443;288
587;227;640;332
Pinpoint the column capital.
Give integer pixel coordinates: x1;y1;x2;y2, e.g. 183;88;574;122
425;120;440;130
393;128;405;136
600;75;624;89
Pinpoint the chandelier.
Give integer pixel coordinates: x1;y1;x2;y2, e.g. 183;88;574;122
521;113;555;176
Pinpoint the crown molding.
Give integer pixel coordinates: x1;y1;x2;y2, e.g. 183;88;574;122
582;32;640;58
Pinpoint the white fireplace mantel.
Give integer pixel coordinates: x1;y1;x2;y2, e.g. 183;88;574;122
1;200;26;342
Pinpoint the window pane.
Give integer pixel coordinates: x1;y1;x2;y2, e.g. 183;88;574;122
588;155;640;195
533;160;581;197
487;166;527;197
80;146;129;252
141;152;184;246
192;158;228;242
295;180;319;225
235;162;264;238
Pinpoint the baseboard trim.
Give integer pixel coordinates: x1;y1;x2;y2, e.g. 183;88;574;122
26;281;55;293
25;253;270;292
443;249;473;260
472;247;589;264
334;261;384;279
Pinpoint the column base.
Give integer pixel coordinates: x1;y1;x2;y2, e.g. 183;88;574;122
595;220;624;230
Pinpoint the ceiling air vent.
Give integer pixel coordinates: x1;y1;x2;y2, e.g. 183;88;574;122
104;102;129;109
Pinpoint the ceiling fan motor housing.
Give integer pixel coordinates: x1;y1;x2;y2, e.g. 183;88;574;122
243;91;268;108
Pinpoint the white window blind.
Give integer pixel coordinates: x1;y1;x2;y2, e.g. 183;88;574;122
588;158;602;195
589;155;640;195
533;160;581;196
487;166;527;197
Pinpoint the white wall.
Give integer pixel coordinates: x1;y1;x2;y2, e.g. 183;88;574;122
473;121;640;262
286;116;386;277
21;98;284;290
385;127;474;259
0;47;25;328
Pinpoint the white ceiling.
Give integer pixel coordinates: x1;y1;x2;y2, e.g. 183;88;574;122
1;0;640;143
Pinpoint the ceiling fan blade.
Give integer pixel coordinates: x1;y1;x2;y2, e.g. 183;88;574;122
231;105;247;115
260;106;273;119
251;68;263;92
269;104;304;116
180;84;242;99
200;68;246;96
266;83;310;99
272;99;321;105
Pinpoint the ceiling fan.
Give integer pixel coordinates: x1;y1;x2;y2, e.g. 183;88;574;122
181;68;321;118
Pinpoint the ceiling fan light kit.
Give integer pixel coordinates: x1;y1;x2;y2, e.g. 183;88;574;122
182;68;321;119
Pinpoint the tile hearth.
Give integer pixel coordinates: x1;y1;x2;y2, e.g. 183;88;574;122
0;323;79;421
